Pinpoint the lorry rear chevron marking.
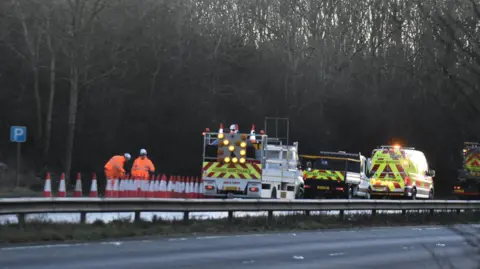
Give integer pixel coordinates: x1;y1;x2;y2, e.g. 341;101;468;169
203;162;262;180
371;158;430;190
303;170;345;181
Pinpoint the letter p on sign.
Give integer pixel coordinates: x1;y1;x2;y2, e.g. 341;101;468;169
10;126;27;143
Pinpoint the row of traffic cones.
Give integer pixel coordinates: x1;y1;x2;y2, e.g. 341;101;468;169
42;172;204;199
104;174;204;198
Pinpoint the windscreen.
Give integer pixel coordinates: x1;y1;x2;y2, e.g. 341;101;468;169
313;158;346;171
346;161;360;172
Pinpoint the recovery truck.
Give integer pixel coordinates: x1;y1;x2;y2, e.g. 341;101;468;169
300;151;370;199
453;142;480;199
201;117;304;199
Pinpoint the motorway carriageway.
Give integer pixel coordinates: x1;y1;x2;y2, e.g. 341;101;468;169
0;209;428;224
0;224;479;269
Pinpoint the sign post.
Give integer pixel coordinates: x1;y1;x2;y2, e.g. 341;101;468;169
10;126;27;187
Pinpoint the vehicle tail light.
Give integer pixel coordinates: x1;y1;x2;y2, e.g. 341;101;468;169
304;185;311;189
205;185;214;190
249;187;259;192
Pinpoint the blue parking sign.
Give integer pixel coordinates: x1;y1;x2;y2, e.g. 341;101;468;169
10;126;27;143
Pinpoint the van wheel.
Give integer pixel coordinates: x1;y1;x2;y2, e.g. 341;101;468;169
366;188;372;200
271;188;277;199
296;186;305;199
410;188;417;200
429;189;434;200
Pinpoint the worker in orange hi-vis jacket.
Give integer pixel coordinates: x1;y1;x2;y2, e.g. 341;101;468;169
104;153;131;179
131;149;155;180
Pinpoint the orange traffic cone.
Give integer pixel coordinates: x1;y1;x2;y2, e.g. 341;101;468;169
175;176;184;198
193;177;199;198
90;173;98;197
74;172;82;197
153;175;160;198
113;178;119;197
189;177;195;198
249;124;256;142
105;178;113;197
159;174;167;198
166;175;175;198
183;177;190;199
58;172;66;197
128;178;135;197
43;172;52;197
135;177;143;197
198;177;204;198
148;178;154;198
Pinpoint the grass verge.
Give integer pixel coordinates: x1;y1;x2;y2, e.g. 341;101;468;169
1;211;479;244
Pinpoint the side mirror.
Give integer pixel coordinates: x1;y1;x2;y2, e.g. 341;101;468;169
427;169;435;177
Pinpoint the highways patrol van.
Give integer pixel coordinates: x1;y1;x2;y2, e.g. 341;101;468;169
368;145;435;199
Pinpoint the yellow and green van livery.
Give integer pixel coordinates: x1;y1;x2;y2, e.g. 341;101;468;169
369;145;434;199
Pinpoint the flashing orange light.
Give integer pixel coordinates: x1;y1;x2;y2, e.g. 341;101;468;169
240;142;247;148
232;157;238;163
218;133;225;139
228;145;235;152
239;157;246;164
223;139;230;146
393;144;401;149
224;157;231;163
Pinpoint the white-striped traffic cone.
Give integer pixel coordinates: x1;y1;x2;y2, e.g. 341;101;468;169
43;172;52;197
74;172;82;197
89;173;98;197
58;172;66;197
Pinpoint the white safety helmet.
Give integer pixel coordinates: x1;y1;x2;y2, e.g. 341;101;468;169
124;153;131;160
229;124;236;131
140;148;147;155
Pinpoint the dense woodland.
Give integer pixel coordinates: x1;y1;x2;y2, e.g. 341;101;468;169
1;0;480;196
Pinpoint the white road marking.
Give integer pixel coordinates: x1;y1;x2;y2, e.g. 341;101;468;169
293;256;304;260
426;227;440;230
436;243;446;247
291;233;297;236
402;246;414;250
168;238;187;241
101;242;123;246
196;236;226;240
241;260;255;264
1;243;89;251
412;228;423;231
235;234;268;237
329;252;345;256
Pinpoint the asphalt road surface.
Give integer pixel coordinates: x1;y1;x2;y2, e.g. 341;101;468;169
0;225;479;269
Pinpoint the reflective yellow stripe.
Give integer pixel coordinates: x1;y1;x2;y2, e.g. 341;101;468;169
203;162;262;179
303;170;345;181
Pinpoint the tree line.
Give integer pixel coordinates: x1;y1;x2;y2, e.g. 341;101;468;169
1;0;479;196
